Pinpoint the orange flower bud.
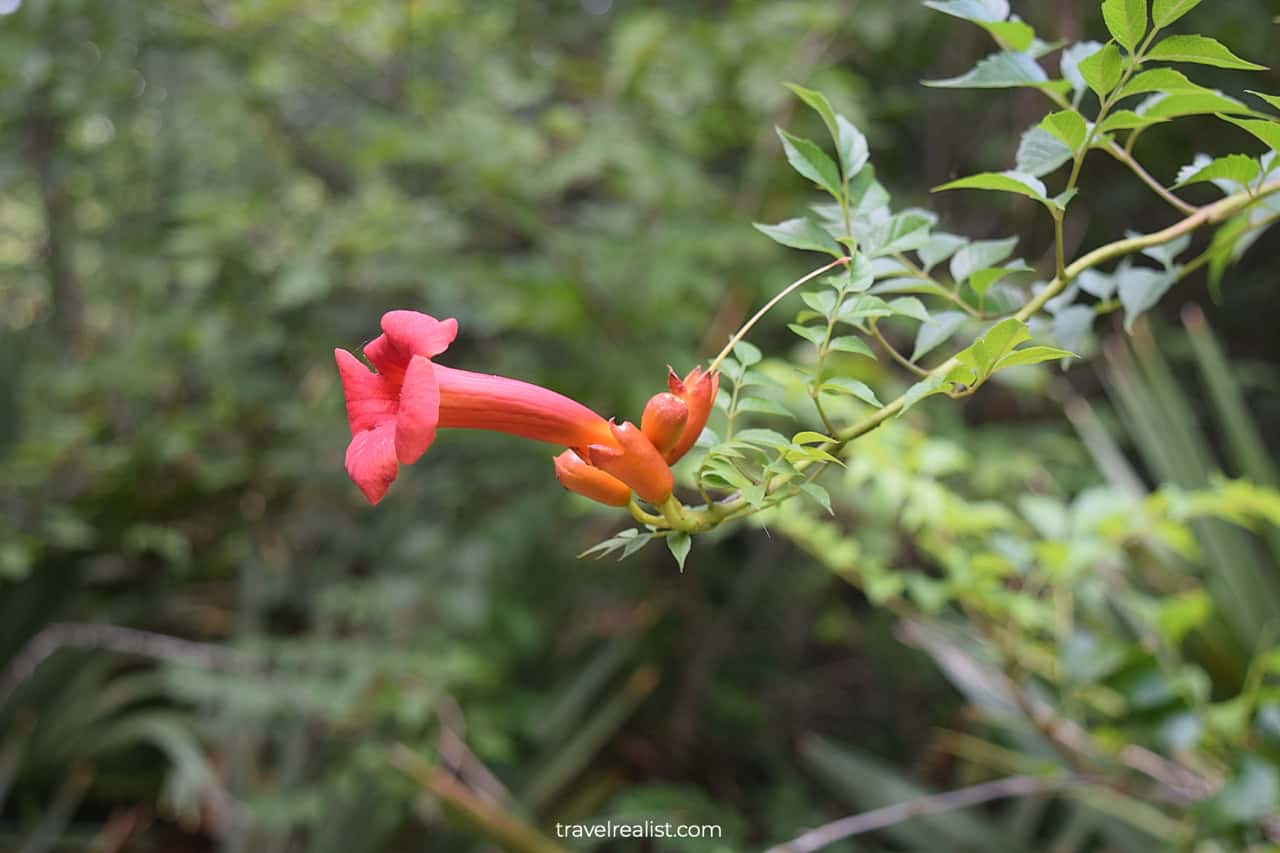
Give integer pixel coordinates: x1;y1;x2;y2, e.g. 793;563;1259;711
664;366;719;464
553;450;632;507
588;421;674;505
641;392;688;457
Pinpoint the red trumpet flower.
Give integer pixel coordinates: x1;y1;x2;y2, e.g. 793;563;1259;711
336;310;717;511
336;310;621;504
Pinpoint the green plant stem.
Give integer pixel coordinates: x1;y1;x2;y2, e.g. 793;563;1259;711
1102;141;1198;216
1052;209;1067;282
809;282;848;434
708;256;850;374
868;318;928;378
893;252;983;318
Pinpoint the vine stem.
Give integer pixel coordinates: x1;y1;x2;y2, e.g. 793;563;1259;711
868;318;928;378
708;256;850;374
892;252;983;318
1102;141;1198;216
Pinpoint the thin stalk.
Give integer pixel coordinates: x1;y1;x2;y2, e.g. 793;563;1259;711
1102;141;1198;216
893;252;983;318
868;319;928;378
708;256;850;374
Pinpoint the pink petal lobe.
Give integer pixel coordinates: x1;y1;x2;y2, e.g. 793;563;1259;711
381;311;459;359
363;334;405;380
335;348;398;435
395;354;441;464
344;421;399;504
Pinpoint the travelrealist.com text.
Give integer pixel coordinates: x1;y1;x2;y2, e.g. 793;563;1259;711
554;820;723;840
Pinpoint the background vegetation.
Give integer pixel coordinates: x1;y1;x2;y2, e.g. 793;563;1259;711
2;0;1278;850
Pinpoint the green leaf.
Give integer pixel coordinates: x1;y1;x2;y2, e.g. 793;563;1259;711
1139;91;1250;120
865;210;936;257
1216;113;1280;153
828;336;876;359
1141;232;1191;267
666;531;691;572
923;0;1010;24
736;396;794;418
982;20;1036;52
959;317;1030;376
1039;109;1088;151
1078;268;1118;299
1097;109;1166;133
754;218;843;257
580;529;651;560
950;236;1019;283
802;290;837;316
733;340;762;367
917;233;968;270
1053;187;1080;209
734;428;790;448
847;166;891;212
1151;0;1200;27
1060;41;1105;97
1016;125;1072;176
1053;305;1095;354
798;483;834;515
899;372;949;414
1247;90;1280;112
912;311;967;361
784;87;870;182
933;170;1048;203
1172;154;1260;189
1101;0;1147;54
788;323;827;345
924;51;1049;89
1118;265;1178;331
888;297;930;322
836;116;870;181
1116;67;1205;99
995;345;1076;369
1079;42;1123;98
818;377;882;407
923;1;1037;51
784;83;840;149
1146;35;1267;71
968;265;1026;297
777;128;844;198
791;431;836;445
837;293;894;322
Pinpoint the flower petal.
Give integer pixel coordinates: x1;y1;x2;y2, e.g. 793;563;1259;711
335;348;398;435
362;334;405;381
344;420;399;504
553;450;631;507
381;310;459;359
666;367;719;464
396;354;441;464
433;364;617;449
641;392;688;457
588;421;673;504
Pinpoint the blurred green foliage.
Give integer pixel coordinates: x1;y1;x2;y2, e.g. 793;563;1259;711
1;0;1279;851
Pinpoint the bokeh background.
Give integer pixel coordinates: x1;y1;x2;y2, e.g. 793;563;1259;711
2;0;1279;850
